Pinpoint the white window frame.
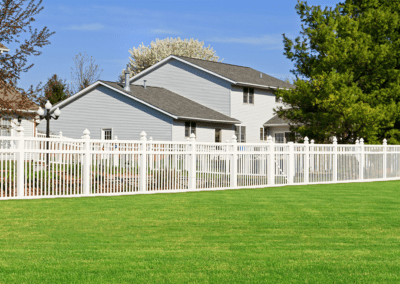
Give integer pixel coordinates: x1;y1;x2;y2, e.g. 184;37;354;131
243;87;255;105
185;121;196;138
260;127;269;141
235;125;246;143
0;117;13;137
101;128;113;140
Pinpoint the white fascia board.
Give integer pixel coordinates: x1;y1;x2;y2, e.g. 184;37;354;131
236;82;292;90
129;55;237;84
0;48;10;53
50;81;178;120
178;116;241;124
263;123;291;127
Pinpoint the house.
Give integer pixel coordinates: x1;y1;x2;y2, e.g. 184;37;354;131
0;43;37;138
38;55;294;142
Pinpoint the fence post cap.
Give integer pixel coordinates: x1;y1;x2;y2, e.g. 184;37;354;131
231;134;237;143
310;139;315;144
360;138;364;145
190;133;196;141
16;125;24;137
355;138;360;145
82;128;90;138
140;131;147;141
149;137;153;141
114;135;118;140
333;136;338;145
266;135;273;143
304;136;309;144
383;138;387;145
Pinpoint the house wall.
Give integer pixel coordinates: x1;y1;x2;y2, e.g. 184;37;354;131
37;86;173;140
172;120;235;143
21;118;35;137
231;86;283;143
131;59;232;116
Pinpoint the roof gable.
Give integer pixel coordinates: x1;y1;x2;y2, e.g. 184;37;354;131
130;55;294;89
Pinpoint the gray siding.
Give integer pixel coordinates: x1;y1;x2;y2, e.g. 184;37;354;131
37;86;173;140
131;59;232;116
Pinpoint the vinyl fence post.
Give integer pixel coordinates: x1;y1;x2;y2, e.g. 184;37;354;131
383;139;387;179
139;131;147;192
304;137;309;184
332;137;338;182
188;133;196;190
359;138;364;181
82;129;91;195
231;135;237;188
16;126;25;198
288;142;294;185
267;135;275;186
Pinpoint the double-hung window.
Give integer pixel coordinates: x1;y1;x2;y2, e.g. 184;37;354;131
260;127;269;141
0;117;11;136
102;128;112;140
185;122;196;138
243;87;254;104
235;125;246;143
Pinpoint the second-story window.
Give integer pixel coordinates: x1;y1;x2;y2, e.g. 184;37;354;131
185;122;196;137
243;87;254;104
243;87;248;103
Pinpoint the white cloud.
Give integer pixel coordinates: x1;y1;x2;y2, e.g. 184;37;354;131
207;35;284;49
64;23;105;31
150;28;181;35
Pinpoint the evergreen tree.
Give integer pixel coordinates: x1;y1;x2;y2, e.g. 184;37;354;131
39;74;70;106
275;0;400;144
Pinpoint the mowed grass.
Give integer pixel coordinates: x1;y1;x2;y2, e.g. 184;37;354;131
1;181;400;283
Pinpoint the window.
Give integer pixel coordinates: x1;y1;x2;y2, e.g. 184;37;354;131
102;128;112;140
185;122;196;137
0;117;11;137
275;132;296;143
260;127;270;141
275;95;282;103
275;133;284;143
243;87;254;104
215;129;221;143
249;88;254;104
235;125;246;143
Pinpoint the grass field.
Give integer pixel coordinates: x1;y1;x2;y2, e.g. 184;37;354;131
1;181;400;283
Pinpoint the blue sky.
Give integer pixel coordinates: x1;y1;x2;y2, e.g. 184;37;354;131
17;0;340;90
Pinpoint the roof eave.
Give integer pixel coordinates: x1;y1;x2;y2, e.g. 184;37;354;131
235;82;293;90
177;116;241;124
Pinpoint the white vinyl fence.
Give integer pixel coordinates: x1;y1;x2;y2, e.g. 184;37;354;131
1;127;400;200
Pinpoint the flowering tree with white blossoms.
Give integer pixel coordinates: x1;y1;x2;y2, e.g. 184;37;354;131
118;37;220;82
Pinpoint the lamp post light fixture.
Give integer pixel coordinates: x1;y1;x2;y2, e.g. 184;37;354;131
37;101;61;168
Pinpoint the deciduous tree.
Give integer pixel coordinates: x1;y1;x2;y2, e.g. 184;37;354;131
0;0;54;117
119;37;219;82
275;0;400;144
70;52;102;94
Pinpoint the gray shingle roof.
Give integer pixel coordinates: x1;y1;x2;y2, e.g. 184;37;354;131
173;55;294;89
100;81;240;123
264;115;290;126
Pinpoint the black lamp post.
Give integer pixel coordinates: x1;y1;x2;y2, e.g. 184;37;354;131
37;101;61;167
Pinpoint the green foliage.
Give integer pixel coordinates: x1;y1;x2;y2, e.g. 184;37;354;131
276;0;400;144
38;74;70;106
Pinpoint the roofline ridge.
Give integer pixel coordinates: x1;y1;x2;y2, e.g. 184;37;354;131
172;54;252;69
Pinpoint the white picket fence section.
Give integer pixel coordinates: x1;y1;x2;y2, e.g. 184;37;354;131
1;127;400;200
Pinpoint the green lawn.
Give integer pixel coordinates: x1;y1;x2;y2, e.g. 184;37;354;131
1;181;400;283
